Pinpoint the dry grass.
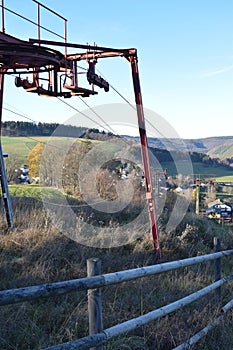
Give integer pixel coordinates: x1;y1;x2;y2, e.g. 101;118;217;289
0;198;232;349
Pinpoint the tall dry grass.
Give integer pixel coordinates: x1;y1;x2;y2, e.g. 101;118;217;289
0;197;232;349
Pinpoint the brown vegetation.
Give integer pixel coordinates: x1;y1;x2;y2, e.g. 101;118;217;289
0;196;232;350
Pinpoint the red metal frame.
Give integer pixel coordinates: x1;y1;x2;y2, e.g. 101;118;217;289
129;55;160;256
0;3;160;254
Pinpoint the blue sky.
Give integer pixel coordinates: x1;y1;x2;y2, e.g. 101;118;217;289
2;0;233;139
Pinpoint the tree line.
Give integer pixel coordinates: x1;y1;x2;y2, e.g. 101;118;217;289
2;121;118;141
2;121;88;137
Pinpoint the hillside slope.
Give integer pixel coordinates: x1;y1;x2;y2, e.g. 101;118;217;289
126;136;233;160
2;135;232;179
2;121;233;160
208;142;233;160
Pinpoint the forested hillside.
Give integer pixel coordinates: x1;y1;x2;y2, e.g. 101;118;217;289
2;121;117;141
2;121;87;137
127;135;233;161
2;121;233;175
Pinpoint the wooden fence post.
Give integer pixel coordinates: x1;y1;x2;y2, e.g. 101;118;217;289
214;237;221;302
87;258;103;350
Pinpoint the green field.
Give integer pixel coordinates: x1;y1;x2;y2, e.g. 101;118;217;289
209;143;233;160
8;184;66;200
2;136;100;160
215;175;233;183
1;136;75;161
2;136;232;178
161;161;232;177
2;136;38;160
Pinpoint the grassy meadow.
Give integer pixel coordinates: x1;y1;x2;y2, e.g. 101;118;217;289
161;160;233;178
216;175;233;183
8;184;65;200
2;136;233;178
1;136;50;160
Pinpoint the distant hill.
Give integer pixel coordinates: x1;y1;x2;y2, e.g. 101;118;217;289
149;147;232;177
125;135;233;160
184;136;233;160
2;122;232;177
206;140;233;160
2;121;117;141
3;122;232;160
2;121;88;138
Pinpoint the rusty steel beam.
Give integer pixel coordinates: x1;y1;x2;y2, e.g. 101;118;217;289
29;39;136;61
29;38;135;55
128;54;160;257
66;51;126;61
0;31;27;43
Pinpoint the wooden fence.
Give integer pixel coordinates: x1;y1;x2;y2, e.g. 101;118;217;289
0;238;233;349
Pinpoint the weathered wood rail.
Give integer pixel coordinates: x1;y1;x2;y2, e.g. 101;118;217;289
1;250;233;306
0;240;233;349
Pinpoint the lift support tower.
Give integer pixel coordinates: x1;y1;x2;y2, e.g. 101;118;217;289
0;0;160;256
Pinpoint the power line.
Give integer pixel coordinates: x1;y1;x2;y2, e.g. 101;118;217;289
95;67;187;154
7;65;185;155
56;97;132;147
57;97;108;130
3;107;36;123
7;72;128;143
2;107;64;150
77;96;132;147
78;96;119;136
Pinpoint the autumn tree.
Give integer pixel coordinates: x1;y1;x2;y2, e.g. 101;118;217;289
5;153;23;183
27;142;45;178
62;140;93;196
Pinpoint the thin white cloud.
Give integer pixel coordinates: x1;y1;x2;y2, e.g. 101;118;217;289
202;64;233;77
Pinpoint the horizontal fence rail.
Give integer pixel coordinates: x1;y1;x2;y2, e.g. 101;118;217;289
42;276;233;350
173;298;233;350
1;250;233;306
1;246;233;350
173;317;223;350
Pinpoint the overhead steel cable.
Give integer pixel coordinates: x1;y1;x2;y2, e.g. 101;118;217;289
2;106;64;150
57;97;107;130
77;96;132;146
3;107;36;123
78;96;120;136
56;64;134;145
2;103;122;152
77;64;183;152
56;97;133;147
2;87;94;151
95;68;187;153
76;66;134;134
